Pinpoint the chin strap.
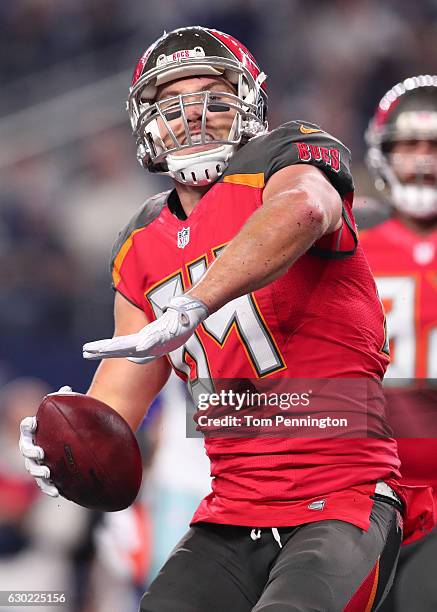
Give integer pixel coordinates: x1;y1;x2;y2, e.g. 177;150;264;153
166;143;236;186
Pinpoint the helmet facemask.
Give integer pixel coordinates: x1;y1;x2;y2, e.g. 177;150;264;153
133;87;244;186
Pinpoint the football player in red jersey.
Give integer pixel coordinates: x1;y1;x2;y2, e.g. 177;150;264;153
19;29;435;611
359;75;437;612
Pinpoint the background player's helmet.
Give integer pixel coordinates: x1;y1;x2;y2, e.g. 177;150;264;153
127;26;268;186
366;75;437;219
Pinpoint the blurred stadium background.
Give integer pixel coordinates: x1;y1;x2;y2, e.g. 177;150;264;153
0;1;436;610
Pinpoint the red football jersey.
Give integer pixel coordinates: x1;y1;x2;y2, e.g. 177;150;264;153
359;216;437;509
111;123;432;541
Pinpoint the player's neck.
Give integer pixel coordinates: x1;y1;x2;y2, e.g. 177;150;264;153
394;212;437;236
175;182;212;217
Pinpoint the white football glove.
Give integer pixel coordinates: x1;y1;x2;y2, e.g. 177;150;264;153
83;295;209;364
19;385;74;498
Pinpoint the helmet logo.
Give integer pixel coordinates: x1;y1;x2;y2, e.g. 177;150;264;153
177;227;191;249
157;47;205;67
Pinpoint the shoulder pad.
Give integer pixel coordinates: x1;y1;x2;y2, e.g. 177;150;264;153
226;121;353;198
111;190;169;268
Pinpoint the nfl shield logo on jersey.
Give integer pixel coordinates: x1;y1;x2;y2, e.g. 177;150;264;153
177;227;190;249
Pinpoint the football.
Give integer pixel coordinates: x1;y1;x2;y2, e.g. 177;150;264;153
35;392;142;512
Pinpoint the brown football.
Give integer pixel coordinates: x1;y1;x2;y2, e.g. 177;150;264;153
35;392;142;512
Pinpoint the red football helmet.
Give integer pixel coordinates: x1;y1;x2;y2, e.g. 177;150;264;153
366;75;437;219
127;27;268;186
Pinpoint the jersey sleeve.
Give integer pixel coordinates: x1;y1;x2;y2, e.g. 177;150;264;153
110;219;145;311
110;191;169;310
262;122;357;258
225;124;358;258
263;121;354;198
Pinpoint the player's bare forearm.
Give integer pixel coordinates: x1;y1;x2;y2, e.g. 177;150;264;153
87;356;170;431
188;199;323;310
188;165;342;312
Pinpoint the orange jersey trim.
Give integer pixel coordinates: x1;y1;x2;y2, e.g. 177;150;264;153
112;228;144;287
223;173;265;189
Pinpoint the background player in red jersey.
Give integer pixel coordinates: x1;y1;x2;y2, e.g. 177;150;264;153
19;28;435;611
359;75;437;612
